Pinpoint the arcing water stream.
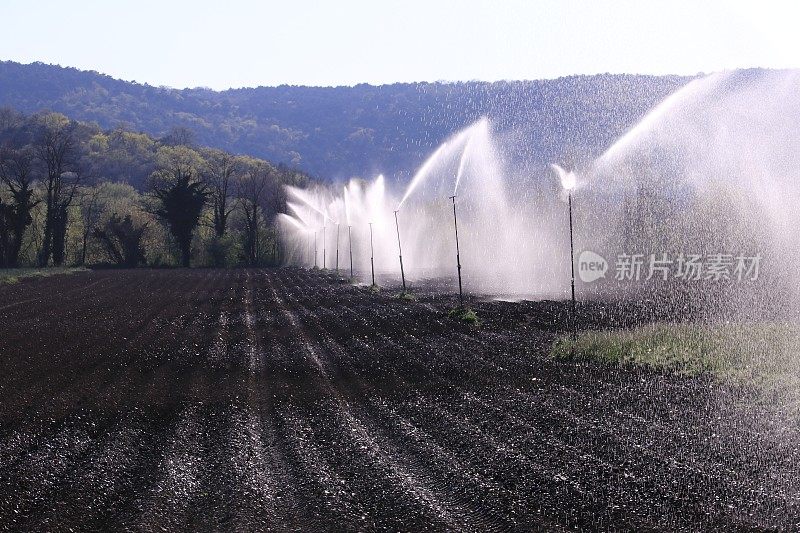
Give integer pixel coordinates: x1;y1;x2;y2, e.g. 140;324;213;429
279;69;800;308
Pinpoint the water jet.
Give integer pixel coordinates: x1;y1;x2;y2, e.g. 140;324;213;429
279;119;555;297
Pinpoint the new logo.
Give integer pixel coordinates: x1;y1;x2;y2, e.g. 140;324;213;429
578;250;608;283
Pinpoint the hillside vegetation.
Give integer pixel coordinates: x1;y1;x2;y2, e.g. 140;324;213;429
0;61;693;180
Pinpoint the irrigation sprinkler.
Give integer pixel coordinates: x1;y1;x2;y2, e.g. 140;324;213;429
323;224;327;269
307;232;311;268
567;189;578;342
335;223;340;273
552;163;578;343
314;230;318;268
566;184;577;343
348;225;353;279
369;222;376;286
449;195;464;308
394;210;407;293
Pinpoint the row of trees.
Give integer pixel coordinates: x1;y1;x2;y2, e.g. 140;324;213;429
0;108;309;268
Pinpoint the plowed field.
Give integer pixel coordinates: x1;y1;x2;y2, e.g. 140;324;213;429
1;268;797;530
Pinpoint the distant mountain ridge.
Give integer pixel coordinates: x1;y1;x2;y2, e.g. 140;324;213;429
0;60;695;182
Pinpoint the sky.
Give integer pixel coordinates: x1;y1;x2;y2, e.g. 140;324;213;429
2;0;799;90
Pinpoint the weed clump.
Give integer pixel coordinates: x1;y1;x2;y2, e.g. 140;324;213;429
550;322;800;390
449;307;479;325
0;267;86;285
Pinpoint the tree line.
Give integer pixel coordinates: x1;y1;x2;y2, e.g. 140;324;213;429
0;108;309;269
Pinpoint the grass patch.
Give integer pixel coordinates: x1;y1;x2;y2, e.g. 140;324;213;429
369;284;380;293
449;307;479;325
395;291;416;301
551;322;800;391
0;267;87;285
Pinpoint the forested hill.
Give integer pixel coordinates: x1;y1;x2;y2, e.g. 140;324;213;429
0;60;694;181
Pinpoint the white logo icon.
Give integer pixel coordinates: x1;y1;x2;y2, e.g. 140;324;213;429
578;250;608;283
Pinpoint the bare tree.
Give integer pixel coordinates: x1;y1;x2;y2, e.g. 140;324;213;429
77;186;103;266
93;214;148;267
34;114;81;266
160;126;196;147
201;148;238;238
237;163;270;266
0;107;23;134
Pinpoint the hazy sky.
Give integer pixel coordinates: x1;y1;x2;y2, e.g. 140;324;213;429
2;0;798;90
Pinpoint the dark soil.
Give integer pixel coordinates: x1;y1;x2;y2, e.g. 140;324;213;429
0;268;798;531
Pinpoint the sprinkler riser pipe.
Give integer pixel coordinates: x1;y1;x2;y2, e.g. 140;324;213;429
394;210;406;292
348;225;353;279
450;195;464;309
456;254;463;308
369;222;376;287
568;191;577;342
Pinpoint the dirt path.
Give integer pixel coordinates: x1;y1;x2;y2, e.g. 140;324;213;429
0;268;798;530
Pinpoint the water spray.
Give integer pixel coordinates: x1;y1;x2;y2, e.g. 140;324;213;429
394;210;407;292
369;222;376;286
323;223;327;269
314;230;318;268
348;225;353;279
449;195;464;308
335;223;340;273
